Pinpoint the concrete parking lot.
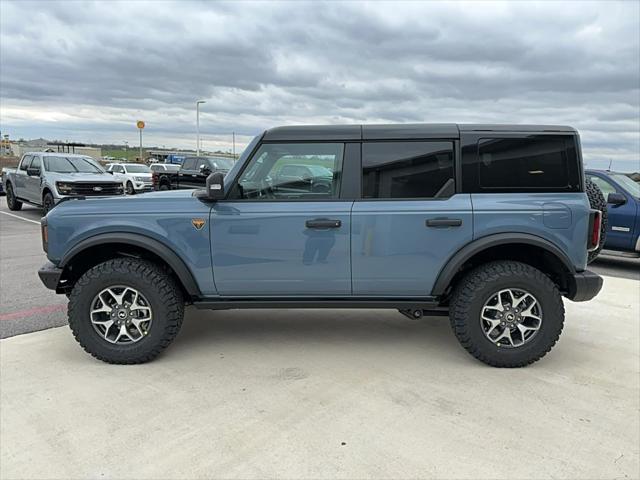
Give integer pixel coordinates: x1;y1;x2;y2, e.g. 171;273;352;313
1;201;639;479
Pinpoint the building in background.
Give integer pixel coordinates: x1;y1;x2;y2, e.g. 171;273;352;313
8;140;102;160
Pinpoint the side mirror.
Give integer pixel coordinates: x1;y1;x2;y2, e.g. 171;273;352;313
27;167;40;176
200;164;211;175
106;171;114;175
607;192;626;206
204;172;225;200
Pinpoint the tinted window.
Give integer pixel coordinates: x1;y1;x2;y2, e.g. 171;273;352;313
182;158;197;170
472;135;580;192
150;164;163;172
231;143;343;200
20;156;32;170
30;156;41;170
362;142;454;199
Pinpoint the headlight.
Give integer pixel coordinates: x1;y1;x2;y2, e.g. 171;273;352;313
56;182;73;195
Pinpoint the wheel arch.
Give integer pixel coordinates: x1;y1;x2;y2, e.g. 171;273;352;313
432;233;576;297
59;233;201;299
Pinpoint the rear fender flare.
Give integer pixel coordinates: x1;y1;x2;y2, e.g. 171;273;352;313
432;233;575;296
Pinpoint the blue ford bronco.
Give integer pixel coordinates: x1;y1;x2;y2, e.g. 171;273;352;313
38;124;604;367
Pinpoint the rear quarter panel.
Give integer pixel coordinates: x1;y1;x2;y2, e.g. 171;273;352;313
471;193;590;271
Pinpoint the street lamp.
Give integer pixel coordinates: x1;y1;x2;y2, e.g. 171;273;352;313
196;100;206;156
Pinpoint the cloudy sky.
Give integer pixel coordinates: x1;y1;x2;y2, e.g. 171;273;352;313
1;0;639;170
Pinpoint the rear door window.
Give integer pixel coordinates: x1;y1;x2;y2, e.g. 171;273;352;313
361;141;455;199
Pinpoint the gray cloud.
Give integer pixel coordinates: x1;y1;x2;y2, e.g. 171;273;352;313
1;0;639;170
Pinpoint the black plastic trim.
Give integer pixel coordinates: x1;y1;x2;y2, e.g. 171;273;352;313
431;233;576;295
193;296;442;311
566;270;603;302
38;261;63;290
60;233;201;297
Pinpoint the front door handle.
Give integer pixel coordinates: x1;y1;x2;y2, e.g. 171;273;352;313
306;218;342;229
426;218;462;228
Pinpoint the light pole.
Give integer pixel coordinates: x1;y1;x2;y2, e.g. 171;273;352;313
196;100;206;156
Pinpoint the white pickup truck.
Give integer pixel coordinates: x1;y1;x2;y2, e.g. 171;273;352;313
3;152;125;214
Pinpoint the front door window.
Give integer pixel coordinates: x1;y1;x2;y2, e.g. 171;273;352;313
230;143;344;200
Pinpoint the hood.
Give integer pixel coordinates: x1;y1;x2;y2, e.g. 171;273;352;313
47;172;121;183
48;188;200;216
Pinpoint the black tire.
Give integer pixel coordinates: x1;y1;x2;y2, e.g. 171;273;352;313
5;183;22;211
586;178;607;263
126;181;135;195
159;182;169;191
68;258;184;364
449;261;564;368
43;191;55;215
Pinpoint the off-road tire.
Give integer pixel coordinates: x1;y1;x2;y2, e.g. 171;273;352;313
449;261;564;368
586;178;607;263
6;183;22;211
43;192;55;215
126;181;135;195
68;258;184;364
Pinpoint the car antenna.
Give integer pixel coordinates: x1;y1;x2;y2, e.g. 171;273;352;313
607;158;612;171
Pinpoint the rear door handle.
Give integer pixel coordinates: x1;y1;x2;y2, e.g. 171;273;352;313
426;218;462;228
306;218;342;229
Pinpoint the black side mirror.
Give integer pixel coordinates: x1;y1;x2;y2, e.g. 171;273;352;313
607;192;626;206
106;171;114;174
203;172;225;200
27;167;40;176
199;164;212;175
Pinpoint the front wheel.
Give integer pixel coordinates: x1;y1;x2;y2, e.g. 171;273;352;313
68;258;184;364
449;261;564;368
126;181;135;195
43;192;55;215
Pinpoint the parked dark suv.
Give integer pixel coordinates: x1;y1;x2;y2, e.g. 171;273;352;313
38;124;603;367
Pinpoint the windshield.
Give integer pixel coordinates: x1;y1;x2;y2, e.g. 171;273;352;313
611;173;640;198
207;157;234;170
44;156;104;173
125;164;151;173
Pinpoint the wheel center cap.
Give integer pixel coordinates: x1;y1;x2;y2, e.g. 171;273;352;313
507;313;514;320
117;309;128;319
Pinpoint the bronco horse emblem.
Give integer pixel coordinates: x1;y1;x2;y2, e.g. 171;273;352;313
191;218;206;230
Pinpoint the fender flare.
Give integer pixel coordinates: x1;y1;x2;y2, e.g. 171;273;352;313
431;233;576;296
60;232;201;297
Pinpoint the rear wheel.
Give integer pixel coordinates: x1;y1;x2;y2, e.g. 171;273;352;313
68;258;184;364
6;183;22;211
586;178;607;263
449;261;564;368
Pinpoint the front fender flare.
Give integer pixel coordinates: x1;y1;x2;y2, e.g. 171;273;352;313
60;232;201;297
431;233;576;296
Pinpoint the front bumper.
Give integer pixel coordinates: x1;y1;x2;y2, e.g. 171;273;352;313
38;261;63;290
566;270;603;302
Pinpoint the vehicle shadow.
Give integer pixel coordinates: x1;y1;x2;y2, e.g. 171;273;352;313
172;308;464;360
591;255;640;281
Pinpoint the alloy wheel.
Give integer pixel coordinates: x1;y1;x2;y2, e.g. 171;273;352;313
480;288;543;348
90;286;153;344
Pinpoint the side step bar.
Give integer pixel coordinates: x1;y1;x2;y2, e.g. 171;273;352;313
193;296;446;313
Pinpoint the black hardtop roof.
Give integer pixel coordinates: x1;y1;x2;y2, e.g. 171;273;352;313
263;124;577;141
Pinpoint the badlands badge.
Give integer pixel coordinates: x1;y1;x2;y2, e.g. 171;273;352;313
191;218;206;230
